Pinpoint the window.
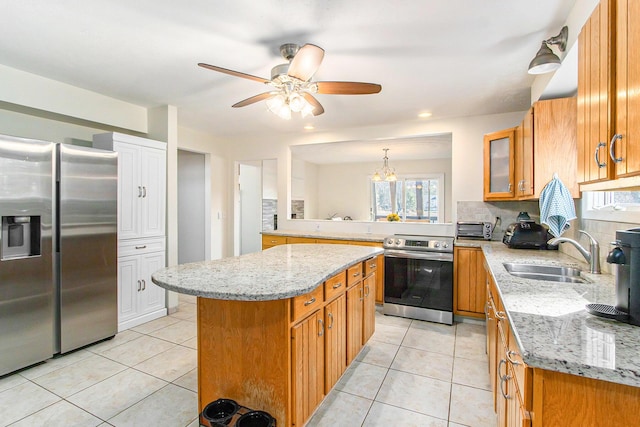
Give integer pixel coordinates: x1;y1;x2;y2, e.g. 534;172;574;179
371;175;444;222
582;191;640;223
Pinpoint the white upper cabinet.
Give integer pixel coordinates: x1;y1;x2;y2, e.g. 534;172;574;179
93;133;166;240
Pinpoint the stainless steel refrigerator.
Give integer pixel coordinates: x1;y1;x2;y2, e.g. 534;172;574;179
0;135;117;376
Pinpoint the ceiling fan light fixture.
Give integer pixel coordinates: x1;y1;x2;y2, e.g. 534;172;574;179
527;26;568;75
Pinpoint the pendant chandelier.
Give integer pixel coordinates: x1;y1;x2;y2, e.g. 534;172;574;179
372;148;397;182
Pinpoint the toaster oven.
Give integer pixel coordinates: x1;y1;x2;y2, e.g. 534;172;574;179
456;221;493;240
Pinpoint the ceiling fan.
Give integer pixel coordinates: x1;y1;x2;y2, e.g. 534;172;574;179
198;43;382;119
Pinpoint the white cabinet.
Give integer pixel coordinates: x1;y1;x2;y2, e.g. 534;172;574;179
93;133;167;331
94;133;166;240
117;245;166;330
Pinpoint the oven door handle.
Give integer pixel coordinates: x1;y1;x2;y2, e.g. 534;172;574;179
384;250;453;262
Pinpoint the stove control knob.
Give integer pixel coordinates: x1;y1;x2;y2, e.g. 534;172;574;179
443;243;449;248
434;242;441;248
395;239;401;245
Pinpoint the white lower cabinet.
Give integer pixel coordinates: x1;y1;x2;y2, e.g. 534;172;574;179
117;241;167;331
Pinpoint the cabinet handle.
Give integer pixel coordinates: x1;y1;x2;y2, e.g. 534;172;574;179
353;272;360;277
270;240;277;243
142;186;147;198
506;350;521;366
508;182;512;192
369;263;376;269
138;186;143;198
142;279;146;291
318;318;324;337
304;297;316;306
609;134;623;163
595;142;607;168
332;282;342;289
137;280;141;291
364;285;370;297
135;245;147;249
359;287;364;301
328;312;334;330
494;308;506;321
499;359;511;400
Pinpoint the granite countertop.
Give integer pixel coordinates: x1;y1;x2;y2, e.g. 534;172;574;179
151;244;383;301
262;229;387;243
478;241;640;388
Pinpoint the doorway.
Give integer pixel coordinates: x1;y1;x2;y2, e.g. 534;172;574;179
178;150;209;263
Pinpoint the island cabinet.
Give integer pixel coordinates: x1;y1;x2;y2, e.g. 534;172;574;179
453;246;487;318
578;0;640;190
197;257;377;427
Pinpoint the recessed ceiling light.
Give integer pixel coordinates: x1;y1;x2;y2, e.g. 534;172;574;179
303;125;315;130
418;112;432;118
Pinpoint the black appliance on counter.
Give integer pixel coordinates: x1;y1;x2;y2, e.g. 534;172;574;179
383;234;454;325
502;220;557;250
587;228;640;325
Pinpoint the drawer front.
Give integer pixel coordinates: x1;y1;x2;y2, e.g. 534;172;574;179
507;327;531;410
347;263;363;287
286;237;316;244
118;237;165;257
262;234;287;247
291;286;324;322
325;271;347;301
364;257;378;277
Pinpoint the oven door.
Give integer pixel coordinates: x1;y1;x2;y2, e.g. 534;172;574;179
384;250;453;313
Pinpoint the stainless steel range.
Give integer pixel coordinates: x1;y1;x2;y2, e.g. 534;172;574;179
383;234;454;325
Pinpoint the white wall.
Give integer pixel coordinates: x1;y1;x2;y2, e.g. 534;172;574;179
239;163;263;254
314;158;452;222
262;159;278;200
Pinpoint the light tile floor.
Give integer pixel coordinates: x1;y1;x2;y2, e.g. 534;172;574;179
0;295;495;426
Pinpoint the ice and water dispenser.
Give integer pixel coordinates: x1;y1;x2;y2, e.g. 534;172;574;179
1;215;42;260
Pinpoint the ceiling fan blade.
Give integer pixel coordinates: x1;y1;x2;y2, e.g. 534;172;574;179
287;44;325;81
301;93;325;116
316;81;382;95
232;92;278;108
198;63;270;84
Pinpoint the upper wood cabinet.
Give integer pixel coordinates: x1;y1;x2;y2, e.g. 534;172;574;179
484;97;578;201
484;128;517;200
578;0;640;189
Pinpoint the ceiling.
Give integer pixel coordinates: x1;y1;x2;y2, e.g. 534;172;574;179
0;0;578;140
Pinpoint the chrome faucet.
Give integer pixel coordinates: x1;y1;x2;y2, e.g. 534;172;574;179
547;230;601;274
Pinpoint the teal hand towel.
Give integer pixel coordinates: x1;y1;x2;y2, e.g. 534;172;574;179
539;173;576;238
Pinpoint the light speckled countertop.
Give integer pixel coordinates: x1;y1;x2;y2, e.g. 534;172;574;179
262;229;386;242
462;240;640;388
151;244;383;301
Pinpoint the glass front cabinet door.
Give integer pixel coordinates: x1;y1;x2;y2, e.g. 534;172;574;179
483;128;516;200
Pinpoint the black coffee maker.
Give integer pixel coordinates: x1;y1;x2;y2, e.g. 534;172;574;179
587;228;640;325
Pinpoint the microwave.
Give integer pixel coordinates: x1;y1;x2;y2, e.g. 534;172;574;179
456;221;493;240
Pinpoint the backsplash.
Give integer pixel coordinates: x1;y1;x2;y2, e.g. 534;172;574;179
457;200;640;274
456;200;542;241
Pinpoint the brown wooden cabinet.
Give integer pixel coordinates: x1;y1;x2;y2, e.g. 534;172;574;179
346;282;364;365
484;128;517;200
262;234;287;249
454;246;487;318
287;236;317;244
578;0;640;190
324;294;346;393
362;272;376;344
291;310;325;427
485;98;578;201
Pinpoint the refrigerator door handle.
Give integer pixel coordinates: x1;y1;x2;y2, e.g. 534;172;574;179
142;186;147;198
137;280;141;291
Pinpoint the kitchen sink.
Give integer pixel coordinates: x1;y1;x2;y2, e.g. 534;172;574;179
502;262;587;283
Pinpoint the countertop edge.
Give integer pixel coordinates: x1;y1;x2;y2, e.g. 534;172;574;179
261;230;386;242
152;245;383;301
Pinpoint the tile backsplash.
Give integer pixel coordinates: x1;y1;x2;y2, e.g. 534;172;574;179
457;200;640;274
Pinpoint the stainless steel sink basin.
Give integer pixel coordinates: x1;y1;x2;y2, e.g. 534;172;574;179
503;262;587;283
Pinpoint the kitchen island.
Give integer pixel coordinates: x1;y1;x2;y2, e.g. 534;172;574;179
152;244;382;427
457;240;640;426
